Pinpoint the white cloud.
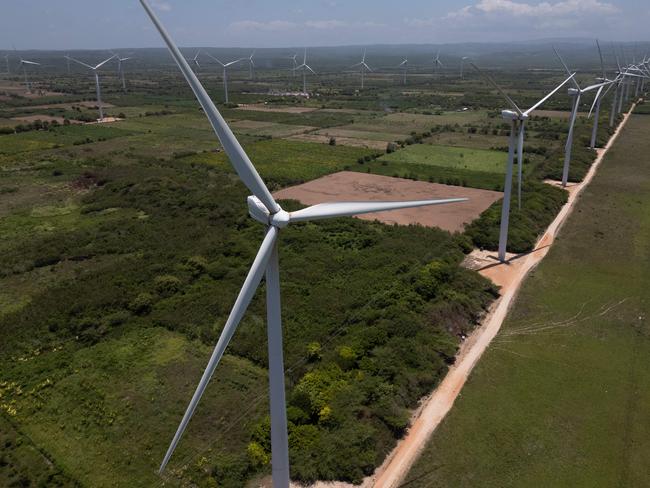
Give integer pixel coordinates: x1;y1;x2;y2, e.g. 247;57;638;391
230;19;384;32
151;0;172;12
445;0;617;19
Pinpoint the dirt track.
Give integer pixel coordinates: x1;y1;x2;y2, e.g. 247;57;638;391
274;171;502;233
296;101;638;488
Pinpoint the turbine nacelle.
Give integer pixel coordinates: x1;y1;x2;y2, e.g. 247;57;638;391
568;87;580;96
247;196;291;228
501;109;520;121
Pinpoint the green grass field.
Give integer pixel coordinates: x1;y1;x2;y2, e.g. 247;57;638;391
379;144;507;173
403;113;650;487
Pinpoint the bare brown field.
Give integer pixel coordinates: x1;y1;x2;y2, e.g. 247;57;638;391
235;103;318;113
285;133;387;150
273;171;502;232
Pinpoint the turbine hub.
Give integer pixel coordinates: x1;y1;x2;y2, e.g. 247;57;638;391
270;210;291;228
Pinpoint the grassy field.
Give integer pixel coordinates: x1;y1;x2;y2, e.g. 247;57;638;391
379;144;507;173
403;113;650;487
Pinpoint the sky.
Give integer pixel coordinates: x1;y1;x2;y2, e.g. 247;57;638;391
1;0;649;50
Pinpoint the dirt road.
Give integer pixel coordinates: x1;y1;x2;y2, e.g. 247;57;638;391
296;102;638;488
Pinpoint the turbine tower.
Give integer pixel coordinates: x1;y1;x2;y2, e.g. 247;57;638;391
205;53;244;104
138;1;469;486
294;49;316;94
65;54;116;121
398;57;408;85
350;49;372;89
471;63;576;261
554;47;609;188
3;53;10;74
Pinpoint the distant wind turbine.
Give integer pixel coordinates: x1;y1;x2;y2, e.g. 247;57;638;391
113;52;134;92
350;49;372;89
138;1;469;486
471;62;576;261
65;54;116;120
460;56;469;79
3;53;9;74
433;50;444;76
294;49;316;93
205;52;244;103
247;51;255;80
398;57;408;85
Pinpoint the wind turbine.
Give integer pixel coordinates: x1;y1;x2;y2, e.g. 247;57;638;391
205;53;244;104
289;53;298;82
587;40;617;149
15;49;40;92
3;53;9;74
554;47;610;188
350;49;372;89
294;49;316;94
247;50;255;80
65;54;116;121
114;52;133;92
138;1;468;486
433;50;444;76
471;63;576;261
188;50;201;72
460;56;469;79
398;57;408;85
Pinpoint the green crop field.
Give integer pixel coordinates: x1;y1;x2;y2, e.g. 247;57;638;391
403;112;650;487
379;144;508;173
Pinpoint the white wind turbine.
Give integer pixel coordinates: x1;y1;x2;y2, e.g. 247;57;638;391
188;50;201;72
3;53;10;74
247;50;255;80
205;52;244;104
16;49;40;92
554;48;610;188
114;52;134;92
289;53;298;82
350;49;372;89
294;49;316;93
471;63;576;262
138;1;469;486
586;40;617;149
432;50;444;76
398;57;408;85
65;54;116;121
460;56;469;79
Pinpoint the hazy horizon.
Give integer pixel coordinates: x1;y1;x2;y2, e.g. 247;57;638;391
1;0;649;51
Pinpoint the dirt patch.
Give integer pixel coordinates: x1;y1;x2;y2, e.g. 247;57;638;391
273;171;502;233
235;103;318;114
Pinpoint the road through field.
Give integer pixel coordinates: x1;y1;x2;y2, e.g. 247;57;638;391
347;101;639;488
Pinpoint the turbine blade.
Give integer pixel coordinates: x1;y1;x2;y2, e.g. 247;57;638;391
204;52;224;66
139;0;280;214
553;46;580;89
596;39;606;79
65;55;93;70
582;80;609;92
95;54;117;70
289;198;468;223
159;226;279;473
565;93;582;151
524;72;576;115
306;65;316;75
21;60;40;66
470;62;523;115
588;85;604;118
